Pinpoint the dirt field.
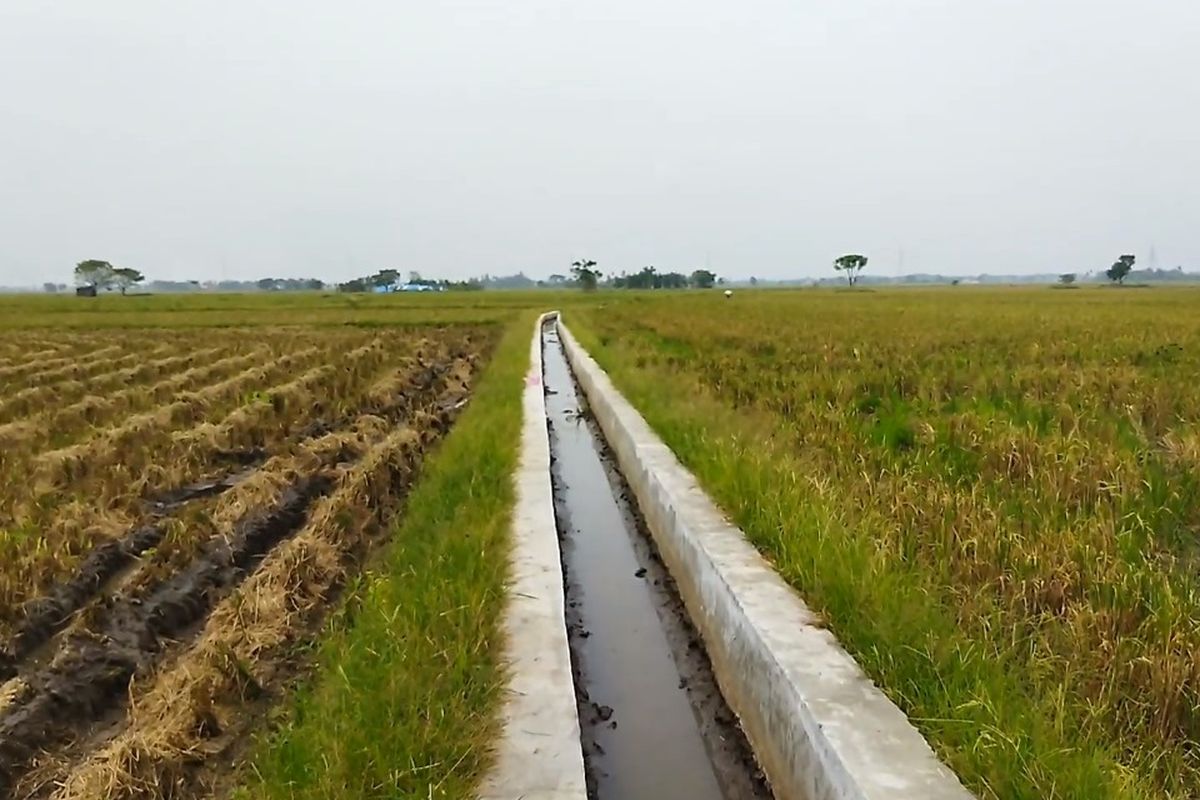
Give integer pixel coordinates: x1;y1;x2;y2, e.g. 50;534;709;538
0;323;496;798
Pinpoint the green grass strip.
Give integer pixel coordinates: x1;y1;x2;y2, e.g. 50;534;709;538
235;312;538;800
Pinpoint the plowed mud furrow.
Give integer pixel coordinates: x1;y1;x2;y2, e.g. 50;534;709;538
0;345;339;637
0;478;331;795
0;427;336;649
0;325;495;799
0;525;165;682
0;434;352;681
0;464;261;682
46;417;452;800
0;345;471;640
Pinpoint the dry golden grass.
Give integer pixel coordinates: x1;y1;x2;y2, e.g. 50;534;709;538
42;419;446;800
0;328;478;637
570;287;1200;799
0;307;510;800
0;345;175;421
46;419;438;800
0;346;241;453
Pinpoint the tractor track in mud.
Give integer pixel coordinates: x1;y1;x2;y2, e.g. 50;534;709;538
0;468;260;684
0;478;329;794
0;355;471;685
0;349;483;798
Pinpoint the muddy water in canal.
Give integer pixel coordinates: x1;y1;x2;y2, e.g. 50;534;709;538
542;322;772;800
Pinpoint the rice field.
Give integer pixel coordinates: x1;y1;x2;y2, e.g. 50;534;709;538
568;286;1200;799
5;285;1198;800
0;315;500;798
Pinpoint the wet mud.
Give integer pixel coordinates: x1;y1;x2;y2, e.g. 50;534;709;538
0;350;472;688
542;322;772;800
0;478;328;793
0;346;486;797
0;468;264;684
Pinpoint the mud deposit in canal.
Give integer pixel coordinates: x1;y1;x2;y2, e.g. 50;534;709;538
542;322;772;800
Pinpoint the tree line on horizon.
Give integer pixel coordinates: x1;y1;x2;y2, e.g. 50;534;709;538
51;254;1190;296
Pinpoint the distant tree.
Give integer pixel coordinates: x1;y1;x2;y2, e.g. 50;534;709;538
833;254;869;287
408;270;422;283
43;282;58;293
749;276;758;286
627;266;657;289
661;271;688;289
690;269;717;289
547;273;567;286
1106;254;1135;285
112;267;145;295
304;278;325;291
571;259;602;291
371;269;400;288
338;278;367;293
479;272;536;289
256;278;279;291
1059;273;1077;285
74;259;116;290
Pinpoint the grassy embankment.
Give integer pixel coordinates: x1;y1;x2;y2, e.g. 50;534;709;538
235;308;542;799
568;286;1200;800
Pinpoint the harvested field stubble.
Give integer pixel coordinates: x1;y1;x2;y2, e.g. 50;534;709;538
570;287;1200;800
0;322;495;797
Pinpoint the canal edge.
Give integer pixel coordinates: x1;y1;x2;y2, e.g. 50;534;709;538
477;311;588;800
555;316;975;800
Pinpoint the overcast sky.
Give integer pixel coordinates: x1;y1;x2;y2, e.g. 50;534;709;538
1;1;1197;285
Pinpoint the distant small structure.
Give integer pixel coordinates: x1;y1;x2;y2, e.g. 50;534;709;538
75;285;97;297
371;282;445;294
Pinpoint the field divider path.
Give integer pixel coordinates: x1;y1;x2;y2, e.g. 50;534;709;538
555;317;974;800
478;311;587;800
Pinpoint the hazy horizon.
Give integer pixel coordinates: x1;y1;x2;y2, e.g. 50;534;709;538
2;1;1197;285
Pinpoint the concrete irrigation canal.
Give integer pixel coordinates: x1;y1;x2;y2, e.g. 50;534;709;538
481;313;975;800
543;321;770;800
